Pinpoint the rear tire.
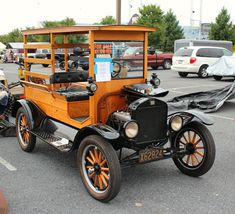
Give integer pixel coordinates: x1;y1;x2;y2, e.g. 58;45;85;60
151;66;158;70
198;65;208;78
172;121;215;177
42;64;49;68
163;59;172;70
178;72;188;77
213;75;222;81
77;135;121;202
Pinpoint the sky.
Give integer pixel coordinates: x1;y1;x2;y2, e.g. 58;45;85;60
1;0;235;35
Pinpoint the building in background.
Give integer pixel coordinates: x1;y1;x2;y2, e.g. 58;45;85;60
183;23;211;40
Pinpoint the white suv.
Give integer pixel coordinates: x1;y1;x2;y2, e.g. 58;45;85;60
171;46;233;78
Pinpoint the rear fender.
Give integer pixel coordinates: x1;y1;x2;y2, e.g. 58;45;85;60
168;110;214;126
73;124;119;149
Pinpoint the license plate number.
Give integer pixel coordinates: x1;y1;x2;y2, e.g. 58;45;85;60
139;148;163;163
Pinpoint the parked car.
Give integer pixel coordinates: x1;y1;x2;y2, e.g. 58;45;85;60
171;46;233;78
122;47;173;70
207;56;235;80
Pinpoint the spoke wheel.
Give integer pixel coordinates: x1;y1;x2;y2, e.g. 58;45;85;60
172;121;215;177
77;135;121;202
16;107;36;152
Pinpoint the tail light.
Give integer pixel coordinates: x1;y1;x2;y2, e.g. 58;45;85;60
190;57;197;64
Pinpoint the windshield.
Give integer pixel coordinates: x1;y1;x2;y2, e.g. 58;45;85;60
94;41;144;79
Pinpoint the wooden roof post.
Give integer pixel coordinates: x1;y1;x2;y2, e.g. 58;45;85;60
23;35;28;81
50;33;55;74
64;35;69;72
144;32;148;81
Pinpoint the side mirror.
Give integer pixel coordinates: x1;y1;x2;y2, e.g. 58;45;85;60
148;50;155;55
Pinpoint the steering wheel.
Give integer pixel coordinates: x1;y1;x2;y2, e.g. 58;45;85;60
111;61;121;78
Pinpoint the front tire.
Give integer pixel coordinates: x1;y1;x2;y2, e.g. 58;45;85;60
178;72;188;77
213;75;222;81
16;107;36;152
77;135;121;202
172;121;215;177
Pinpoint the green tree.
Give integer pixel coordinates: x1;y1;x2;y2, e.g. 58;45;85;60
136;4;164;48
161;10;184;52
0;29;23;44
209;7;233;41
98;16;116;25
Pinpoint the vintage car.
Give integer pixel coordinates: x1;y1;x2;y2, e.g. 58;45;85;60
14;25;215;202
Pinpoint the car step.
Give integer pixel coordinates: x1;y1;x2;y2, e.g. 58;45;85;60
32;129;73;152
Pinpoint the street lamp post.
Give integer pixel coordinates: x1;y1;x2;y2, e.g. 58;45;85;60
116;0;121;25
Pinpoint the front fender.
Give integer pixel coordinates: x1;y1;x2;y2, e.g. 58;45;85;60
73;124;120;149
168;109;214;126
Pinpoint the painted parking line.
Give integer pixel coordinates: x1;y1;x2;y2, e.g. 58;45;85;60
0;156;17;171
168;83;226;91
210;114;235;121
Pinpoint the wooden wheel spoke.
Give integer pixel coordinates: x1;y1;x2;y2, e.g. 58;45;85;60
186;155;190;165
86;156;94;165
195;146;204;150
193;154;200;164
101;167;109;172
183;134;189;144
89;150;96;163
179;141;186;146
192;132;197;144
195;151;204;158
188;131;191;143
101;171;109;180
194;138;202;146
25;132;29;142
100;159;107;167
86;165;93;169
191;155;195;166
89;171;96;179
94;148;99;163
100;174;108;187
98;175;103;190
94;175;98;187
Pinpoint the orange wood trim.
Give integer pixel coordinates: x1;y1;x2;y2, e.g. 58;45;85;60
94;31;144;41
89;31;95;124
23;35;29;81
24;71;51;79
52;43;78;49
24;58;52;64
21;80;50;91
64;35;69;72
24;44;51;49
50;34;55;73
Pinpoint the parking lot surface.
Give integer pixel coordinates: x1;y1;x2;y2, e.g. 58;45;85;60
0;63;235;214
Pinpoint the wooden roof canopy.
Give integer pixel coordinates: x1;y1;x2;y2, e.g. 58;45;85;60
23;25;157;35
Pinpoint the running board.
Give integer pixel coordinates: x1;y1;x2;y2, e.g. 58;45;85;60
32;129;73;152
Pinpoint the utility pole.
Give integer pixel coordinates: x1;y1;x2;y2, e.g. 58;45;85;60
116;0;121;25
199;0;203;39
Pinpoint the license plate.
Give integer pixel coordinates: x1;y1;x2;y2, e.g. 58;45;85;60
178;60;183;64
139;148;164;163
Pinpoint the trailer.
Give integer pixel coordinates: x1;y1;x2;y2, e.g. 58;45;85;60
174;39;233;53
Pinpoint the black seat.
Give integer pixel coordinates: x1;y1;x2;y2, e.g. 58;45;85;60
50;71;88;84
56;87;89;101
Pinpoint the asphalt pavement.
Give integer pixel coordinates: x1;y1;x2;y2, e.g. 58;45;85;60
0;63;235;214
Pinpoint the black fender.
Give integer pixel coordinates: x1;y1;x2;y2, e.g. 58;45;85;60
168;109;214;126
73;124;120;149
15;99;46;128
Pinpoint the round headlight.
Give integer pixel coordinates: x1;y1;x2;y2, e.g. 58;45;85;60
124;121;139;138
90;83;97;92
170;115;183;131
